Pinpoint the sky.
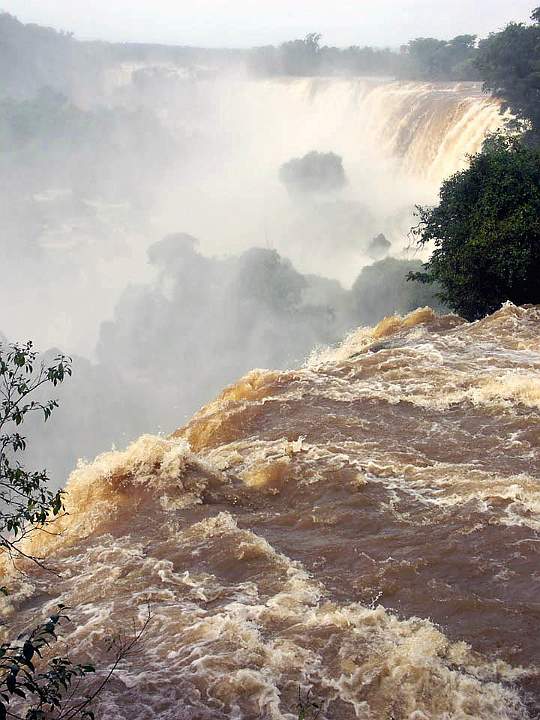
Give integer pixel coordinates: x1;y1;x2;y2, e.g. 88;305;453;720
1;0;535;47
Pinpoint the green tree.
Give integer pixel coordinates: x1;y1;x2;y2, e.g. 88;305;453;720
0;341;70;558
279;151;347;195
0;341;148;719
280;33;322;75
402;38;447;78
400;35;479;80
351;257;445;324
409;135;540;320
476;12;540;142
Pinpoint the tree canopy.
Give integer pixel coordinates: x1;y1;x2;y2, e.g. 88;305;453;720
476;9;540;141
279;151;347;195
409;135;540;320
0;341;70;556
0;340;149;719
352;258;445;323
248;31;481;80
400;35;479;81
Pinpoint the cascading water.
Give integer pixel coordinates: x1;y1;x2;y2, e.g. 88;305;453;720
221;77;503;184
135;73;505;283
109;66;503;181
8;70;504;355
3;54;537;720
355;79;503;181
5;304;539;719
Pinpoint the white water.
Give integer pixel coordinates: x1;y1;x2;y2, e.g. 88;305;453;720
142;75;504;284
3;73;504;355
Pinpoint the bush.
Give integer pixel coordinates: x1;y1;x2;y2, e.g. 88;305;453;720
409;135;540;320
351;257;445;324
476;9;540;142
367;233;391;259
400;35;479;81
0;341;70;556
279;151;347;196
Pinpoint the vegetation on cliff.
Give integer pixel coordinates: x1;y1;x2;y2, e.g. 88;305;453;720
409;8;540;321
476;6;540;144
409;135;540;320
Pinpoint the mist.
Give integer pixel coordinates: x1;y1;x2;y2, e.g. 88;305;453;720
0;10;505;484
2;0;533;47
2;8;539;720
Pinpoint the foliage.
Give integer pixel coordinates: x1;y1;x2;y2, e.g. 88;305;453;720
232;248;307;311
0;12;70;98
0;605;151;720
408;134;540;320
295;688;323;720
281;33;322;76
0;341;71;559
351;258;446;323
0;341;150;719
0;12;104;101
0;89;174;204
248;34;322;76
98;237;343;429
399;35;479;81
279;151;347;195
367;233;391;260
248;32;480;80
476;9;540;142
0;607;95;720
320;44;398;76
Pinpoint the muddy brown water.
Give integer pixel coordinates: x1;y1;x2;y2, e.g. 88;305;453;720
3;305;539;719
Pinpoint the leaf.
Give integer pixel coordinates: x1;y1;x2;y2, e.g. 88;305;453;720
20;657;35;673
22;640;34;662
6;673;16;693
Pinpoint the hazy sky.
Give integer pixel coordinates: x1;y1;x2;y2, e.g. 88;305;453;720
2;0;534;47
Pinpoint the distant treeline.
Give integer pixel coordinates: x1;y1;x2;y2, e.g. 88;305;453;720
0;12;245;99
6;8;540;91
0;12;104;99
0;11;482;98
248;33;480;81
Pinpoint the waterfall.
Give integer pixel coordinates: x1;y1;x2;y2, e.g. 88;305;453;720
98;68;507;286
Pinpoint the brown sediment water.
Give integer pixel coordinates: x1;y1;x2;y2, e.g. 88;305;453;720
3;303;539;719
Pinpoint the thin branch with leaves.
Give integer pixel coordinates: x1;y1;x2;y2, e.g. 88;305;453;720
0;341;72;561
0;605;152;720
0;339;149;720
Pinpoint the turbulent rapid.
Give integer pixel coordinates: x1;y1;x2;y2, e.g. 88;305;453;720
3;303;539;719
